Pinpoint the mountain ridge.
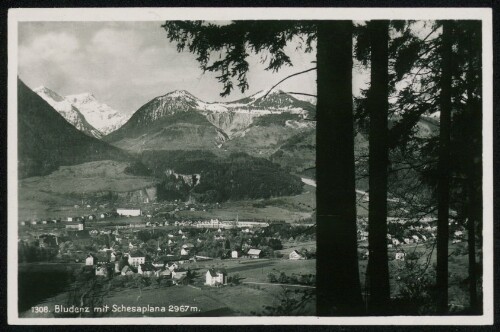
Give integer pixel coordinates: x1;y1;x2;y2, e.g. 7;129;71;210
34;86;103;139
104;88;316;151
19;79;131;178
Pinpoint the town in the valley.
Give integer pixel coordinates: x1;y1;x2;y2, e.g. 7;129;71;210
18;198;317;317
18;194;467;317
14;17;483;318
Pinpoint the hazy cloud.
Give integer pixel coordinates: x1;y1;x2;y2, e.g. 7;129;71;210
18;21;317;115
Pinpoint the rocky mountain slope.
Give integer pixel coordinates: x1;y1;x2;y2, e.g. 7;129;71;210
105;89;315;154
34;86;103;139
18;79;130;178
66;92;129;135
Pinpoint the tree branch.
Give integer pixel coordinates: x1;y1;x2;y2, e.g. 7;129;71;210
263;67;317;99
283;91;317;98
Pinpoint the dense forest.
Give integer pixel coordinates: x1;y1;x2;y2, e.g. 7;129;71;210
139;150;303;202
163;19;483;316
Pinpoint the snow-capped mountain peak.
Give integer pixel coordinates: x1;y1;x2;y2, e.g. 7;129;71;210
164;89;198;99
34;86;66;102
65;92;129;135
66;92;96;104
34;86;102;139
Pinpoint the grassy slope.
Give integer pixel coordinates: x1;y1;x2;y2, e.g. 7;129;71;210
18;160;159;220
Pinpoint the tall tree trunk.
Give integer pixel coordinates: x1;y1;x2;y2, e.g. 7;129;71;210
316;20;364;316
465;21;482;314
436;20;453;314
367;20;390;314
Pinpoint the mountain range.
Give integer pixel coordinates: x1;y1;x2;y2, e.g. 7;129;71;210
104;89;316;173
18;79;130;178
34;86;129;137
34;86;103;139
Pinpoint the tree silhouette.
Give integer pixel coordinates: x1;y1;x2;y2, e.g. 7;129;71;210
366;20;391;313
163;20;364;315
436;20;453;314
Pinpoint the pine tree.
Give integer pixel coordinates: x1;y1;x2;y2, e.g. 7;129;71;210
436;20;453;314
366;20;390;313
316;20;364;315
162;20;364;315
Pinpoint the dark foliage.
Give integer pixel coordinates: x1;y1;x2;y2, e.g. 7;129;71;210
140;150;303;202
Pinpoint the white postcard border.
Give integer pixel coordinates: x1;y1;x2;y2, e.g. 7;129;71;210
7;7;494;326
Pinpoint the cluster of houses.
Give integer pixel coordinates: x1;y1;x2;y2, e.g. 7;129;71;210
84;248;233;287
84;249;192;285
20;208;145;228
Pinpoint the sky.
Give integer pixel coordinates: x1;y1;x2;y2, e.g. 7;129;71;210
18;21;323;115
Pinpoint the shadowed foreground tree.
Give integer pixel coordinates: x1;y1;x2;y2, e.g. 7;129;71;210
436;20;453;314
162;20;364;315
449;20;483;313
366;20;391;313
387;20;483;314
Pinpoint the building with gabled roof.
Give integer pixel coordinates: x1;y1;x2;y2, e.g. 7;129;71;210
205;268;227;286
247;248;262;259
289;250;306;260
127;252;146;267
85;253;97;266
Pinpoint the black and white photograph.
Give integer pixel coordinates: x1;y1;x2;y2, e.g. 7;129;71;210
7;7;493;325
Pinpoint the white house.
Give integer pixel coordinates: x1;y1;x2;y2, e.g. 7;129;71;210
205;269;227;286
180;248;189;256
247;248;262;259
86;253;96;266
128;253;145;267
289;250;305;260
116;208;141;217
231;250;239;258
66;221;84;231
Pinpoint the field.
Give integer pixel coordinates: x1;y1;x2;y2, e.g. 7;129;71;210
176;184;315;222
109;258;316;316
18;160;158;220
